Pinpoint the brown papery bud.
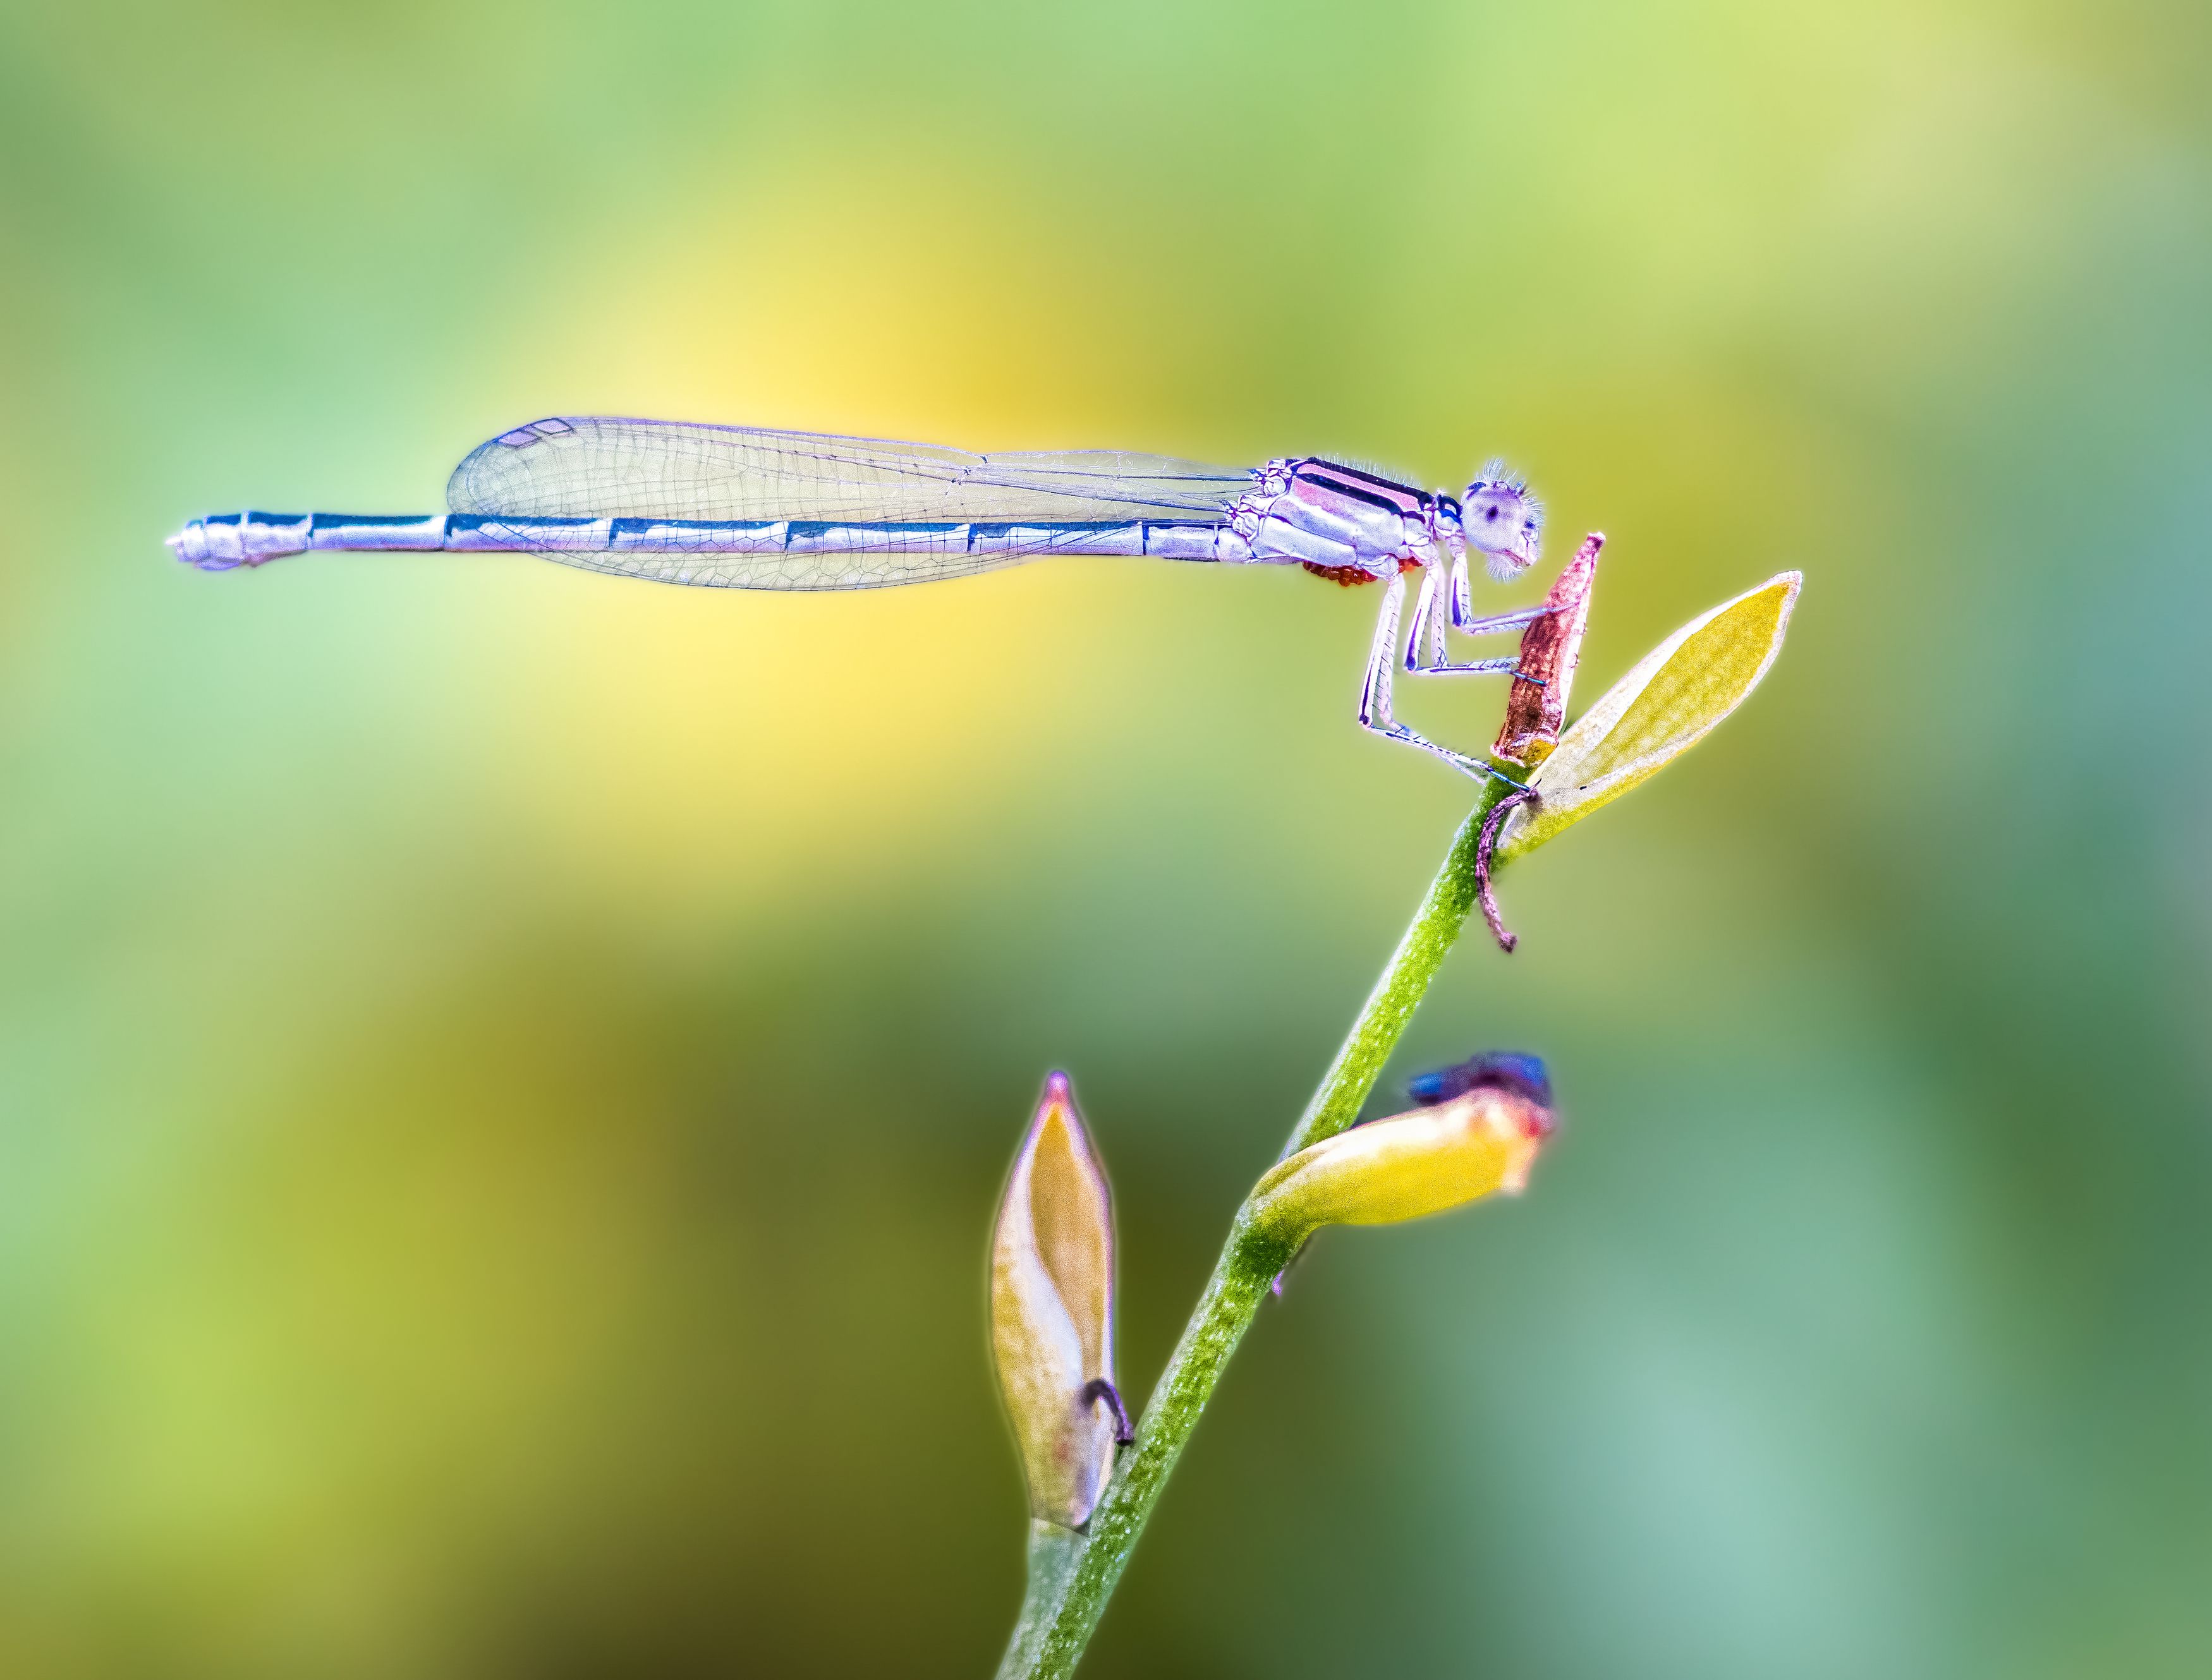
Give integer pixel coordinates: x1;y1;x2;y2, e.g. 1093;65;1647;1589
1495;533;1603;768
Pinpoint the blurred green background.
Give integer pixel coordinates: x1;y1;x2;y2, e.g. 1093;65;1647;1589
4;0;2208;1674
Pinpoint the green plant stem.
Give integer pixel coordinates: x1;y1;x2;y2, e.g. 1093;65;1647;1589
1280;776;1514;1157
999;1523;1088;1675
997;777;1512;1679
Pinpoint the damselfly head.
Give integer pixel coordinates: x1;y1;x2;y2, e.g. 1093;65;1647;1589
1463;461;1543;582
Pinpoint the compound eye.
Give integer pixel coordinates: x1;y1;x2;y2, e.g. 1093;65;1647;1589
1461;462;1543;578
1464;486;1531;549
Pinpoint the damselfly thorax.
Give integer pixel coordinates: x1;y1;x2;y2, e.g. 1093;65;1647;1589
169;418;1556;784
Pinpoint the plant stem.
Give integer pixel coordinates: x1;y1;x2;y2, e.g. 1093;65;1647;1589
998;1523;1088;1676
997;777;1512;1679
1280;777;1514;1157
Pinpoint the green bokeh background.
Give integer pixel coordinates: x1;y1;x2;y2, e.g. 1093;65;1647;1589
4;1;2208;1674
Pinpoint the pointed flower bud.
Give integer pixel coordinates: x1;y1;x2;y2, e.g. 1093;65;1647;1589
990;1072;1122;1531
1497;571;1802;861
1494;534;1603;767
1245;1057;1556;1247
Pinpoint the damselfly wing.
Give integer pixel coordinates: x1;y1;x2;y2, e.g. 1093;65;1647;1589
445;416;1258;591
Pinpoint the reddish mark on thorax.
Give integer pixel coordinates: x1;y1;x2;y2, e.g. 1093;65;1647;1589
1301;561;1373;586
1300;559;1424;586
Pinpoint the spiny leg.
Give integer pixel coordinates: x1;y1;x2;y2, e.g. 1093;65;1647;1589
1357;572;1527;789
1403;562;1516;673
1407;567;1459;670
1450;552;1553;639
1404;554;1550;678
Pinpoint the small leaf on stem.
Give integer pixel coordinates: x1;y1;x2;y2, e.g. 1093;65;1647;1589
1497;571;1802;861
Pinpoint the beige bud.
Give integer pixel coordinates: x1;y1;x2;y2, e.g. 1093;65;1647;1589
989;1073;1121;1530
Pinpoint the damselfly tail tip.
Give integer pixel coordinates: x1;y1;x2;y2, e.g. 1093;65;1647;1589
166;521;231;571
166;514;303;571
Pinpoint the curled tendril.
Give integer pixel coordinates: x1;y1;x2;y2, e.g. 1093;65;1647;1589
1476;789;1537;953
1079;1378;1135;1446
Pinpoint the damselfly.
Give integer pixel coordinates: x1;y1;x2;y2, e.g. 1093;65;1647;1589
169;417;1559;783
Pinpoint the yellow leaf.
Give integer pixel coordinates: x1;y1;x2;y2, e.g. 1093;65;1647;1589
1497;571;1802;860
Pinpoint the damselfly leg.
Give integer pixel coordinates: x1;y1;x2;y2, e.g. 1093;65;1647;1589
1404;556;1552;673
1357;571;1534;789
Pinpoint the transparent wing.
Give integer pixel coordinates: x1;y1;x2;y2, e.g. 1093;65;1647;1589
446;416;1250;590
448;416;1244;523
